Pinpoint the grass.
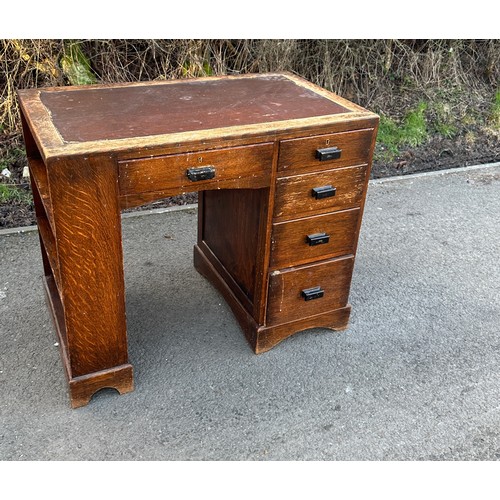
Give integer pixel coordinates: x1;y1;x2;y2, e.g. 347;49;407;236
490;89;500;128
434;122;457;138
0;183;32;205
431;101;457;139
376;102;429;159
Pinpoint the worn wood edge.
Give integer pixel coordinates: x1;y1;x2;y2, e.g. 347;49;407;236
193;243;260;352
69;364;134;409
254;305;352;354
17;90;65;161
280;72;370;114
115;117;379;162
272;205;361;228
43;112;377;159
19;72;287;94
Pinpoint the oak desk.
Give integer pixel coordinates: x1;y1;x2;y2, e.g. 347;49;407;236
18;73;379;408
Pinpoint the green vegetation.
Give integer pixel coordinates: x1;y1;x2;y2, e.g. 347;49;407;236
376;102;429;159
431;101;457;139
60;41;97;86
434;122;457;138
402;103;429;146
0;146;25;171
0;184;32;205
490;89;500;128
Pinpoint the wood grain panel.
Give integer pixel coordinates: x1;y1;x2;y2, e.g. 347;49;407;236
267;256;354;325
270;208;360;269
119;143;273;196
48;155;129;378
278;128;373;174
273;165;367;221
203;188;266;303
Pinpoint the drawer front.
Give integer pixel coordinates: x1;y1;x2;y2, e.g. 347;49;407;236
267;256;354;325
278;128;373;174
270;208;360;270
273;165;367;220
119;143;273;195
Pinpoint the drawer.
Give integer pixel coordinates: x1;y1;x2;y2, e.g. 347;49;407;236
273;165;367;220
119;143;273;196
270;208;360;270
267;256;354;325
278;128;374;174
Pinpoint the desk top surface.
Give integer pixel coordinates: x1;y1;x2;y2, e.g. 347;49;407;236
18;73;377;159
40;74;350;142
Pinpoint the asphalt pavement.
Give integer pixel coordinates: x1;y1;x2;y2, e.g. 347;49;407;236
1;163;499;460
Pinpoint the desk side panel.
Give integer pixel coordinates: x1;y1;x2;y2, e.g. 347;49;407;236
201;188;267;309
47;155;129;378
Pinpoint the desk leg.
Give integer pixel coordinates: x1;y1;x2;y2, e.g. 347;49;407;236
48;156;133;408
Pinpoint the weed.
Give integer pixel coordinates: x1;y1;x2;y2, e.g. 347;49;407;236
431;101;458;139
0;184;32;204
465;130;476;144
60;41;97;85
375;102;429;159
490;89;500;128
0;146;26;170
402;103;428;146
434;123;457;138
377;114;400;158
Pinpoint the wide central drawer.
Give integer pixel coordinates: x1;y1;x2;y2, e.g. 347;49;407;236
270;208;360;269
118;143;274;196
267;256;354;325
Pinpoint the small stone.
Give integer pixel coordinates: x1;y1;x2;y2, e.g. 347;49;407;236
1;168;11;178
54;342;59;347
22;166;30;178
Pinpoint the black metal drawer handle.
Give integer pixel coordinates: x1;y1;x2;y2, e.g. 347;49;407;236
186;166;216;182
306;232;330;246
312;185;336;199
316;146;342;162
301;286;324;301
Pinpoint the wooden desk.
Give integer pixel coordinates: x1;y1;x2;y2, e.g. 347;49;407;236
17;73;378;408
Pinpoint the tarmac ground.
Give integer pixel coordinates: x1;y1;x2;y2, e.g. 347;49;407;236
1;163;499;460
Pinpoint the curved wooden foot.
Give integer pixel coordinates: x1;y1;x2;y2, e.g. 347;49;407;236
253;306;352;354
68;364;134;408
